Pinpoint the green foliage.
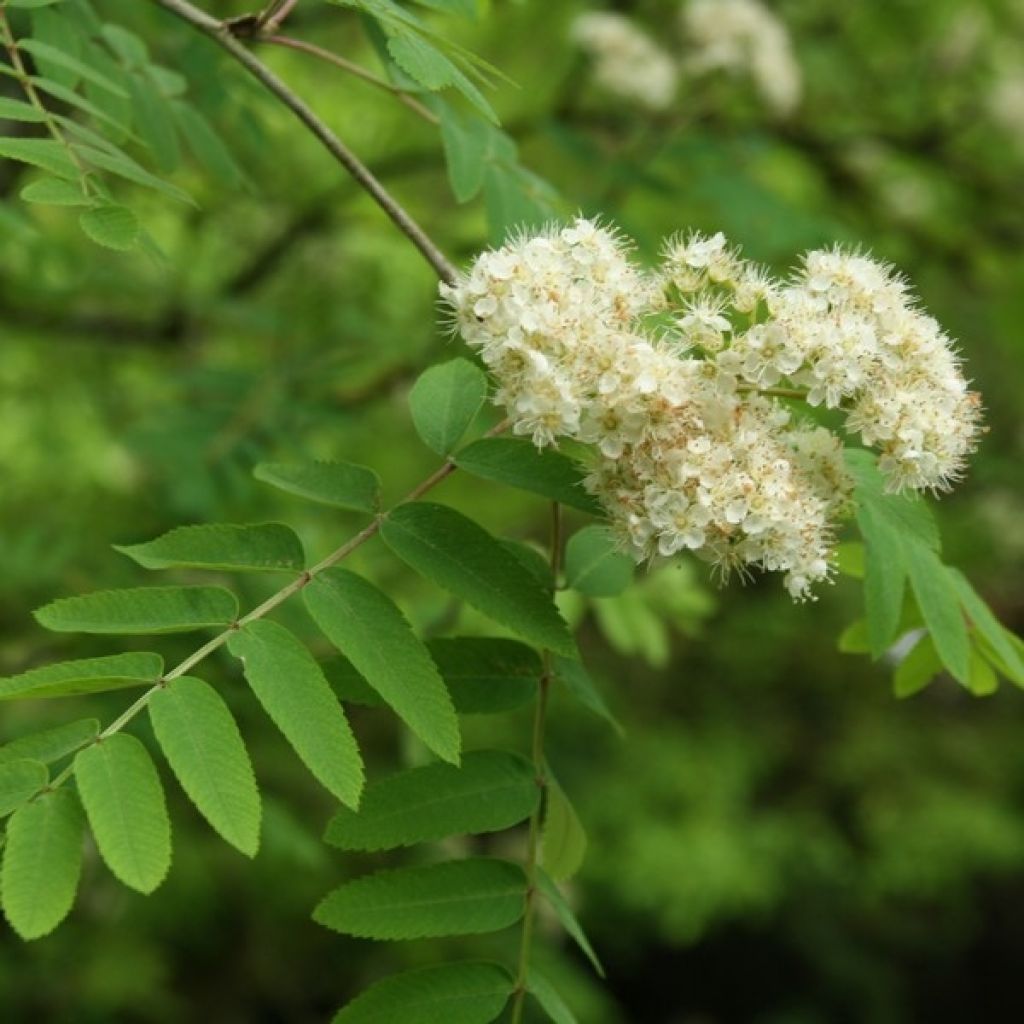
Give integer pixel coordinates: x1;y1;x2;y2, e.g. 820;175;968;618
331;962;513;1024
33;585;238;635
381;502;573;654
313;858;526;939
0;759;48;817
148;676;261;857
254;461;381;513
324;749;539;851
529;969;579;1024
0;718;98;765
564;526;633;597
893;633;943;699
426;637;539;713
115;523;305;572
536;869;604;977
454;438;602;515
1;789;84;940
0;652;163;700
78;203;139;250
74;733;172;894
227;619;364;808
904;541;970;685
305;568;460;763
541;773;587;882
408;357;487;456
551;655;622;735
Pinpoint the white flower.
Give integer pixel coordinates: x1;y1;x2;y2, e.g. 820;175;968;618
572;12;679;111
441;219;982;598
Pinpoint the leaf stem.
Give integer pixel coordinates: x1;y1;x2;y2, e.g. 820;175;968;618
148;0;457;284
738;384;810;401
509;500;561;1023
259;34;439;126
44;419;510;794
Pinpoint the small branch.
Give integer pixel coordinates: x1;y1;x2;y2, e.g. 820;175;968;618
44;418;510;793
509;500;562;1023
261;0;299;32
149;0;456;284
260;34;439;126
737;385;810;401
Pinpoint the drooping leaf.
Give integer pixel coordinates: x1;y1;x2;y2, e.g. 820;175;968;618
1;789;84;940
904;541;970;685
439;100;489;202
115;523;304;573
381;503;574;655
837;619;871;654
408;358;487;456
454;438;602;516
325;749;539;851
968;645;998;697
18;39;128;97
304;569;460;764
0;718;98;766
541;774;586;882
551;655;623;735
34;585;238;635
332;962;513;1024
79;203;140;251
564;526;633;597
314;858;526;939
536;869;604;977
0;652;163;701
227;620;363;808
172;101;245;188
856;502;908;657
254;461;380;513
127;73;180;173
893;632;943;698
948;570;1024;682
0;97;47;122
427;637;539;714
76;143;193;204
529;970;579;1024
149;677;261;857
74;733;172;894
0;759;47;817
387;31;456;90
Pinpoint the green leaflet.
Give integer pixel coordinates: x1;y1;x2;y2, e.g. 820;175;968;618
427;637;539;714
0;718;99;766
332;962;513;1024
968;646;998;696
948;569;1024;683
0;652;164;701
0;97;47;121
254;461;380;513
324;749;539;851
34;585;238;635
454;438;603;516
304;569;460;764
564;526;633;597
227;620;364;809
1;789;85;940
536;869;605;977
893;633;942;698
116;523;304;572
904;541;970;685
0;138;78;179
127;73;180;173
541;773;587;882
552;655;623;735
0;759;48;817
20;175;92;206
314;858;526;939
74;734;172;894
149;677;261;857
18;39;128;97
78;203;140;251
381;503;574;655
171;101;245;189
408;358;487;456
856;501;908;657
529;970;579;1024
438;101;489;202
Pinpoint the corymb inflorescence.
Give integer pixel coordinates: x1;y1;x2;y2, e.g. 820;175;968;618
441;218;982;600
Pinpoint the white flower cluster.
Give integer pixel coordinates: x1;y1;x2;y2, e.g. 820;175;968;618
570;1;802;116
681;0;802;115
441;219;981;599
571;12;680;112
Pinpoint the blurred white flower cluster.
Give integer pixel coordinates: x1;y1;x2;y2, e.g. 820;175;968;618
571;0;801;116
441;219;981;599
681;0;801;115
571;13;680;112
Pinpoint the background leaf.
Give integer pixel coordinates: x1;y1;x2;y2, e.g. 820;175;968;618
254;461;380;513
116;524;304;572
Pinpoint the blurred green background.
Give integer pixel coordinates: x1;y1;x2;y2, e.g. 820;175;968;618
2;0;1024;1020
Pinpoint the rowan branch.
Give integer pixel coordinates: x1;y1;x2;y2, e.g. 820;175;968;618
149;0;457;284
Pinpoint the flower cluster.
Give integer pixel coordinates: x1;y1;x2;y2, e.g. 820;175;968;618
681;0;802;115
571;12;679;111
441;219;981;599
570;1;801;116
